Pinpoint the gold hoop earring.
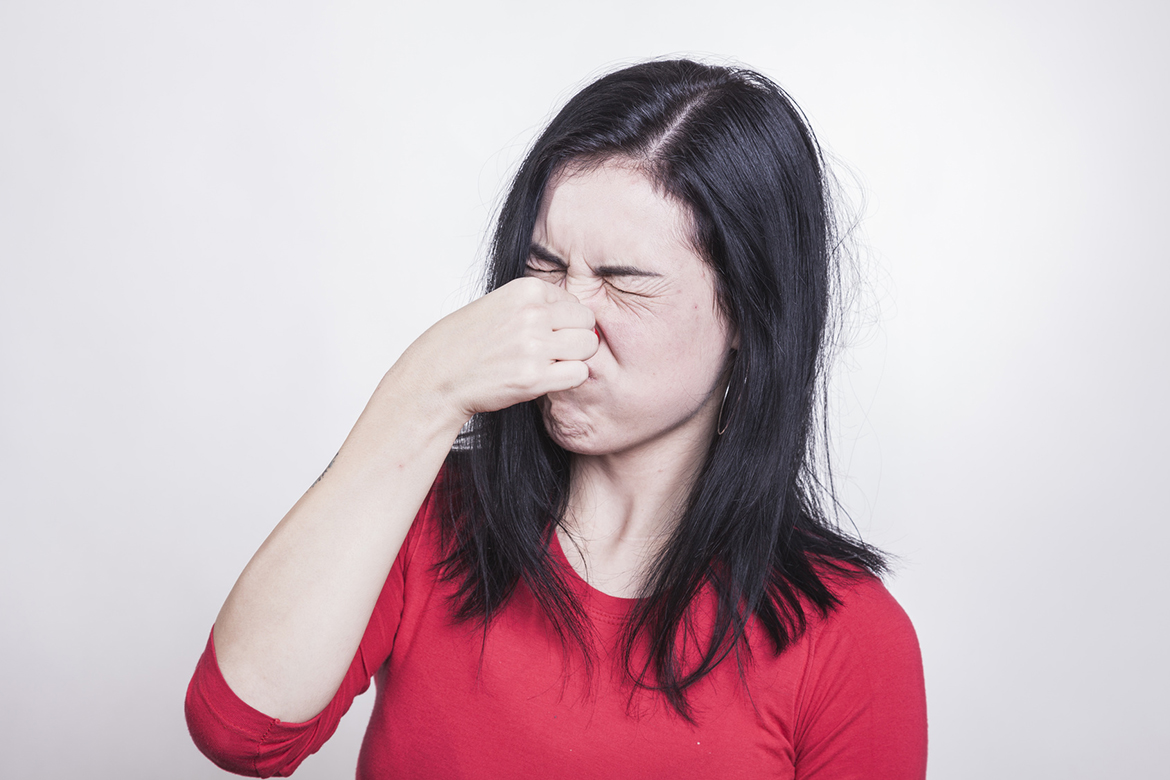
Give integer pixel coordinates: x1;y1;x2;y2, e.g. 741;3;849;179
716;375;737;436
716;369;744;437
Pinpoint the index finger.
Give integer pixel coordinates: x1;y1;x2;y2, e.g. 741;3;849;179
532;277;582;306
548;300;595;332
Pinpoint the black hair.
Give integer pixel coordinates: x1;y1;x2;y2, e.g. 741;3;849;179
437;59;885;717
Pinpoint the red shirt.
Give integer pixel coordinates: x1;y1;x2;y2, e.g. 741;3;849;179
187;497;926;778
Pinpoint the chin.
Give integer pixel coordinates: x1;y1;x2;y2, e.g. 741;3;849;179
539;395;608;455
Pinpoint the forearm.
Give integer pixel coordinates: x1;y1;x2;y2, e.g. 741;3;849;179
208;277;595;723
212;363;466;723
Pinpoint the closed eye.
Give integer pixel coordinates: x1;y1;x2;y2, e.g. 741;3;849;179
528;243;567;273
602;277;646;296
527;242;663;296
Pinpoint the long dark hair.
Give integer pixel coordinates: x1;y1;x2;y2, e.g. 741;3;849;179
438;59;885;717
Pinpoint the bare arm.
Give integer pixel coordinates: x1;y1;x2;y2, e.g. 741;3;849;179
212;278;597;722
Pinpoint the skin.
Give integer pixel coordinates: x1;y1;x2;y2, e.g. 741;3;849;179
529;160;737;596
212;158;735;723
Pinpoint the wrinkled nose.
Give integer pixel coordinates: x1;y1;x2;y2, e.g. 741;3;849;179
560;275;604;348
563;274;604;310
562;272;591;300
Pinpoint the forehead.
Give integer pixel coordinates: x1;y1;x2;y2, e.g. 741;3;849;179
534;160;703;273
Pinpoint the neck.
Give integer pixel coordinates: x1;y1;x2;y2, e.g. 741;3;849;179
558;413;717;598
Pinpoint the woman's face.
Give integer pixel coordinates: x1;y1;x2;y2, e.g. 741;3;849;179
529;159;736;459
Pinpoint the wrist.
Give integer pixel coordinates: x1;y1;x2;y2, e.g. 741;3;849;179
371;356;471;439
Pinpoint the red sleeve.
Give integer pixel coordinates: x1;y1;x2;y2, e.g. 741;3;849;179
793;577;928;780
184;500;431;777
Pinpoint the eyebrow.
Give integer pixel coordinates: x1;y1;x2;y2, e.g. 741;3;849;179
528;242;662;278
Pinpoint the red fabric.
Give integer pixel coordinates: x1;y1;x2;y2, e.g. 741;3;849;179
186;498;927;779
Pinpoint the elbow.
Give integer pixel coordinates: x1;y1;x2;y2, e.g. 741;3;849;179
185;681;266;776
185;634;310;778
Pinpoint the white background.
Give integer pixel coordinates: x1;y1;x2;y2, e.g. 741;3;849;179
1;1;1166;777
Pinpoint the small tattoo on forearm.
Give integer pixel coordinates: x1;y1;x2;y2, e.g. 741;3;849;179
313;453;338;487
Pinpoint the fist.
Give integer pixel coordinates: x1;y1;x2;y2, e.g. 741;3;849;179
407;277;599;420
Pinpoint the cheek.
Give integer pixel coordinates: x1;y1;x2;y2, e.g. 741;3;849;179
603;305;729;385
676;300;732;359
597;314;668;372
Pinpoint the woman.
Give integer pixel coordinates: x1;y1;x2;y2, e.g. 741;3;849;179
187;59;927;778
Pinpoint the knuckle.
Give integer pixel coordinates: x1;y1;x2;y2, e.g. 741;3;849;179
518;307;545;331
520;276;547;297
516;364;541;389
503;277;539;302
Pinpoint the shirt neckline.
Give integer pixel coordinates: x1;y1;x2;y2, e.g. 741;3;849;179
549;528;640;621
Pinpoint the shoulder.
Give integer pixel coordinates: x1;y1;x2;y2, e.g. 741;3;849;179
817;570;918;655
787;571;928;778
798;569;923;695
